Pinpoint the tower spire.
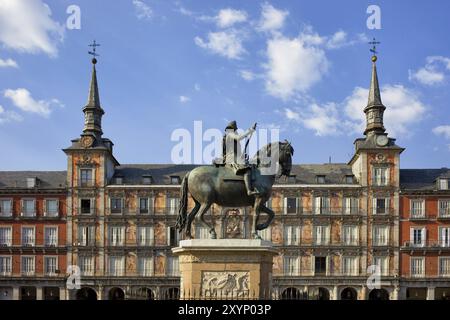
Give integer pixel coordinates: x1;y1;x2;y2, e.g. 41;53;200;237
364;38;386;136
82;40;104;138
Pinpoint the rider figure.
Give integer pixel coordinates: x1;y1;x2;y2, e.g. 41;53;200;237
222;120;259;196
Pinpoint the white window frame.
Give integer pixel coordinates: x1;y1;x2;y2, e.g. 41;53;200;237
21;226;35;247
373;226;389;246
440;227;450;248
78;225;95;246
373;256;389;276
373;167;389;186
110;197;123;215
343;197;359;215
79;255;94;276
259;226;272;242
439;179;449;190
342;256;359;276
0;255;12;276
44;256;58;276
137;226;154;246
21;255;35;276
109;256;125;276
439;200;450;218
21;198;36;217
79;198;95;215
439;257;450;277
342;225;359;246
167;196;179;215
283;256;299;276
284;225;300;246
44;226;58;247
314;225;330;245
79;168;94;187
44;198;59;217
138;256;154;276
0;198;13;217
411;257;425;278
410;227;426;247
284;197;299;215
109;226;125;246
372;197;389;215
166;256;179;276
0;226;12;247
410;199;425;218
314;196;330;215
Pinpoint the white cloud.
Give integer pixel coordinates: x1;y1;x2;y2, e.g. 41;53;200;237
257;2;289;32
195;30;246;59
284;108;300;121
264;35;329;100
216;8;247;28
239;70;256;81
284;104;340;136
326;30;348;49
433;125;450;139
409;55;450;85
343;85;427;137
194;83;200;91
4;88;62;117
0;104;23;124
0;57;18;68
133;0;153;20
0;0;64;57
179;95;191;103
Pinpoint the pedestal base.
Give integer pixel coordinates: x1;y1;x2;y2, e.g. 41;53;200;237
172;239;278;300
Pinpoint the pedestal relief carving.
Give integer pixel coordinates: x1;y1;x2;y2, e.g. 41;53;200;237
201;271;249;297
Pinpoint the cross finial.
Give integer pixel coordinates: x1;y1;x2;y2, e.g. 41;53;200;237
88;40;100;64
368;37;380;62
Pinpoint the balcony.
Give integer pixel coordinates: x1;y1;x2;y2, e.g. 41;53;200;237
438;209;450;220
77;207;95;215
272;206;363;216
401;240;450;250
78;179;95;188
0;211;13;219
409;211;427;220
0;271;12;276
21;271;35;276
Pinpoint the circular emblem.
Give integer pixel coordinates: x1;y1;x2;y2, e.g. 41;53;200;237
80;136;94;148
376;153;385;162
376;135;389;147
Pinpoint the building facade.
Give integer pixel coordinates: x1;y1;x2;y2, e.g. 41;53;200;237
0;54;449;300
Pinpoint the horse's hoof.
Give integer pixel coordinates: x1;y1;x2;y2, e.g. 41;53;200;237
252;233;262;240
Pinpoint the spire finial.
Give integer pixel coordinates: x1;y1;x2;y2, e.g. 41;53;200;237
368;37;380;62
88;40;100;64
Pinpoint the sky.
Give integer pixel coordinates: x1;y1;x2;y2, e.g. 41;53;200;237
0;0;449;170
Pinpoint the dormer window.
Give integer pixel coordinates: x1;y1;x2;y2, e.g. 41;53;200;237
439;178;449;190
287;175;296;184
345;175;354;184
170;176;181;185
26;177;38;188
115;177;123;185
316;175;326;184
142;175;153;185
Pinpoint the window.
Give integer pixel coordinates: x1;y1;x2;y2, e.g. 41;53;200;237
373;226;389;246
410;199;425;218
439;179;449;190
411;257;425;278
0;227;12;246
138;256;154;276
21;199;36;217
439;257;450;277
373;167;389;186
139;197;154;214
283;256;299;276
284;225;300;245
170;176;180;184
167;227;179;246
195;225;210;239
44;227;58;246
345;175;354;184
78;225;95;246
22;227;35;246
439;200;450;217
166;256;179;276
167;197;179;215
80;169;93;187
316;175;326;184
110;198;123;214
284;197;299;214
342;257;358;276
137;226;154;246
142;176;153;185
373;197;388;215
342;225;358;245
45;199;58;217
0;256;12;275
115;177;123;185
440;227;450;247
79;256;94;276
44;256;57;275
259;226;272;242
314;196;330;215
373;256;389;276
411;228;426;247
80;199;93;215
109;226;124;246
343;197;359;215
109;256;124;276
21;256;35;276
0;199;12;217
26;177;38;188
314;256;327;275
313;225;330;245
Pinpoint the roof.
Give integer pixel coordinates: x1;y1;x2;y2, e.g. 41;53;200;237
0;171;67;189
112;163;355;185
400;168;450;191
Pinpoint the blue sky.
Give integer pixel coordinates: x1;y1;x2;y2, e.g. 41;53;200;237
0;0;449;170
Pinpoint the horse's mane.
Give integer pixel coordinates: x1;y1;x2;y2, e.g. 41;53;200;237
251;141;294;166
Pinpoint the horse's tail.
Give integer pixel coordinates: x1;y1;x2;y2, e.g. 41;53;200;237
176;171;190;232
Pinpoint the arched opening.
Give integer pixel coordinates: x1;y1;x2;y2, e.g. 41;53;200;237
20;287;36;300
76;287;97;300
369;288;389;300
136;287;155;300
164;287;180;300
0;287;13;300
43;287;60;300
406;287;427;300
436;287;450;300
281;287;305;300
340;287;358;300
317;287;330;300
109;287;125;300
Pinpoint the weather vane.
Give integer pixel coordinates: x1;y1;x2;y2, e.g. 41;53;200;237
88;40;100;64
368;37;380;62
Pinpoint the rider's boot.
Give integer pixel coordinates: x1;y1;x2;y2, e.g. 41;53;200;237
244;171;260;196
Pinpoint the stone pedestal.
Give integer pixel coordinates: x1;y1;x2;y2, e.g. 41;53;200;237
172;239;278;300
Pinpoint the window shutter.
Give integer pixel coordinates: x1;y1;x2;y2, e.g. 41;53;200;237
149;197;154;213
422;227;427;247
372;198;377;215
43;199;47;215
90;198;94;214
296;227;300;245
385;168;390;185
167;226;171;245
283;197;287;215
385;197;390;214
314;197;321;215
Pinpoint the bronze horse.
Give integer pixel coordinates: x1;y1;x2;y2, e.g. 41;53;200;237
176;141;294;239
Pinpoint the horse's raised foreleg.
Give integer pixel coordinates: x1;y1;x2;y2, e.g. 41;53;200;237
185;200;201;239
197;202;216;239
257;204;275;231
252;197;263;239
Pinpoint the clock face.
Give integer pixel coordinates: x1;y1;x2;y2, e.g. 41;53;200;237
376;135;388;147
81;136;94;148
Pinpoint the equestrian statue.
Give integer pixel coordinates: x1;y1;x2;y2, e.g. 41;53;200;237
176;121;294;239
